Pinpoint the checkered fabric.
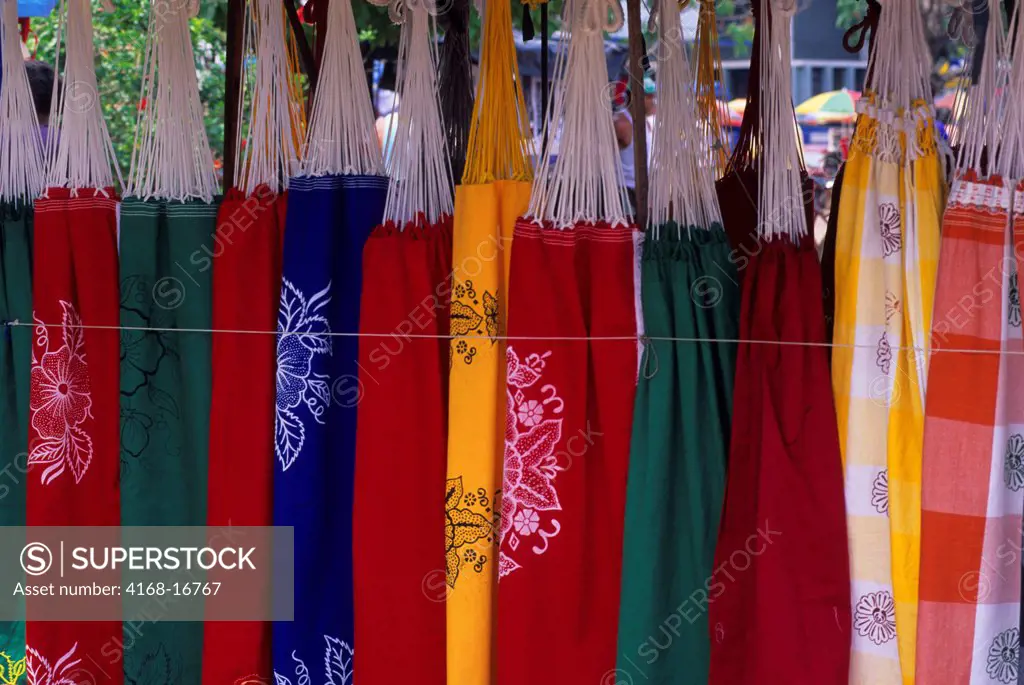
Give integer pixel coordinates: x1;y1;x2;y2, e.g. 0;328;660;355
916;174;1023;685
832;99;944;685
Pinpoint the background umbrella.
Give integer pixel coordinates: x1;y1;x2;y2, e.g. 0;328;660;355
615;0;737;681
830;0;944;679
498;0;637;682
352;3;453;682
204;0;304;681
28;0;123;679
917;1;1020;680
795;88;860;124
444;0;533;680
0;0;44;672
710;0;849;682
117;0;219;682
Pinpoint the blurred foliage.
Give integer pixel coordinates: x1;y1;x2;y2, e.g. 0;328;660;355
30;0;228;175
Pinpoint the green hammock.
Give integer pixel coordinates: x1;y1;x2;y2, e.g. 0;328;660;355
617;226;739;685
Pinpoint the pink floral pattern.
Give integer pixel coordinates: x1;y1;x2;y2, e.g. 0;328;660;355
29;302;94;485
499;347;564;578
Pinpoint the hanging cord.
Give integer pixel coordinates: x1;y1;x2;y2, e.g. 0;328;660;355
126;0;217;202
755;0;805;242
994;0;1024;178
234;0;306;194
7;317;1024;361
380;0;454;226
841;0;880;55
692;0;730;178
647;0;722;236
527;0;630;228
44;0;124;192
304;0;382;177
437;0;473;185
461;0;535;184
0;0;45;202
961;0;1008;175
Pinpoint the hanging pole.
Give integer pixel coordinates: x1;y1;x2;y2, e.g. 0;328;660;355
626;0;647;227
224;0;244;190
285;0;319;99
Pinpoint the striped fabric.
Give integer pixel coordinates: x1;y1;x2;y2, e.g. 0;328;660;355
916;175;1023;685
832;101;944;685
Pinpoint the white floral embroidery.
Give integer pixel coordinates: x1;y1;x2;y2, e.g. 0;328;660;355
878;203;902;257
25;642;83;685
513;508;540;536
517;399;544;427
871;470;889;515
853;590;896;645
29;302;94;485
987;628;1019;683
273;636;352;685
276;279;333;472
500;347;564;578
1006;434;1024;492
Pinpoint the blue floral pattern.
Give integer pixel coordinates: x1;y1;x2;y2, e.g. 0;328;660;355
275;278;333;472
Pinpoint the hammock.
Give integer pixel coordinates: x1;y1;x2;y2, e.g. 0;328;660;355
117;0;219;681
204;0;303;680
352;2;453;682
269;0;383;678
444;0;533;679
916;2;1022;680
830;0;944;678
497;0;638;682
27;0;123;677
615;0;737;681
710;1;850;682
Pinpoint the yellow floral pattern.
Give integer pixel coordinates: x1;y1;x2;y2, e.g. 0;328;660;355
450;280;500;366
444;477;496;588
0;652;25;685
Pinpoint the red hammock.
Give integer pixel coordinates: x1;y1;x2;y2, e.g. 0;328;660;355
710;171;850;685
203;186;285;685
29;188;121;684
353;217;452;685
497;220;639;685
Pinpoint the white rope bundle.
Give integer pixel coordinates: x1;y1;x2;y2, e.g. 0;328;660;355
994;0;1024;178
234;0;304;194
44;0;123;191
304;0;382;176
380;0;453;225
646;0;721;235
527;0;630;229
0;0;45;202
955;0;1008;172
858;0;935;165
126;0;217;202
755;0;805;241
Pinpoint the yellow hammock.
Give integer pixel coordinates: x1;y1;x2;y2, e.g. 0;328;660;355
832;95;944;685
444;0;533;682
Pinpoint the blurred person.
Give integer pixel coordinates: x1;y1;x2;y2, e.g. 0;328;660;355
613;85;636;212
643;77;655;165
25;59;56;147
